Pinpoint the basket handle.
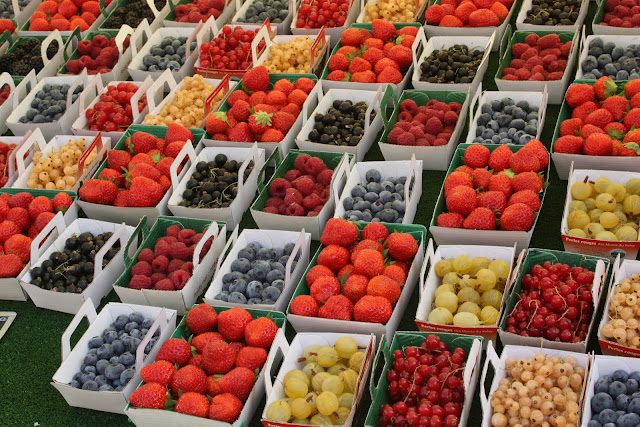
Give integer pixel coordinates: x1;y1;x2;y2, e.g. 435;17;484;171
256;146;280;194
169;138;197;190
237;142;260;191
419;238;434;297
41;30;64;65
380;84;399;127
93;223;129;277
213;224;239;281
480;340;501;411
285;229;306;285
130;76;155;121
263;328;289;399
301;82;323;126
369;335;391;397
145;69;177;113
15;128;47;177
330;154;351;209
63;26;82;62
77;132;104;180
129;19;152;59
203;74;230;118
124;216;149;266
78;73;104;121
193;221;221;269
31;211;66;265
61;299;98;361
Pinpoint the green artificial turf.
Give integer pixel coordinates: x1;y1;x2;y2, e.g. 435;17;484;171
0;3;607;426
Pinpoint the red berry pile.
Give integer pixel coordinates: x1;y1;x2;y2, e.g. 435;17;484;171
264;153;333;217
386;98;462;147
0;191;72;277
205;67;313;143
130;305;278;421
172;0;226;23
290;220;418;324
0;84;10;107
198;26;263;71
501;33;572;82
424;0;512;27
599;0;640;27
0;141;18;188
436;140;547;231
505;261;595;342
379;334;466;427
85;82;147;132
555;78;640;156
65;34;131;76
326;20;417;84
126;224;214;291
296;0;350;28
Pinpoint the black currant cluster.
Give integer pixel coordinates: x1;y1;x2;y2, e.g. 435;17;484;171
419;45;484;84
29;232;120;294
307;100;373;147
179;154;254;209
0;38;59;76
103;0;166;28
523;0;581;25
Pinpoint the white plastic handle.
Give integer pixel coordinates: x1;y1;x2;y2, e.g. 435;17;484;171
419;238;434;297
237;143;260;190
41;30;64;65
146;0;161;17
135;308;167;372
301;84;324;127
0;72;15;96
169;138;197;189
504;248;526;296
404;153;418;208
129;19;152;59
15;128;47;176
537;85;549;140
192;221;221;269
61;298;98;361
213;224;239;280
77;132;104;179
13;70;37;110
130;76;155;120
78;72;104;114
66;70;89;112
480;340;501;411
31;211;66;267
93;223;128;278
64;27;82;61
285;229;306;285
145;69;177;113
263;328;290;399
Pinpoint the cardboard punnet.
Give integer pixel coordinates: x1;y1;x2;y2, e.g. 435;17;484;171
596;257;640;356
99;0;170;32
495;28;580;104
71;77;159;142
204;226;312;312
290;1;360;49
127;22;203;86
0;133;42;190
261;332;376;427
479;341;592;427
320;23;424;98
10;0;43;29
125;305;286;427
295;87;384;162
561;166;640;261
203;74;321;161
550;80;640;179
11;132;110;193
51;299;177;414
356;0;428;23
20;218;136;314
286;222;426;343
498;247;609;352
0;72;24;135
464;83;548;145
4;31;66;80
516;0;589;32
231;0;294;34
6;71;94;140
167;145;265;230
411;33;495;94
113;216;227;315
18;2;112;38
378;86;471;171
428;143;550;248
77;125;205;226
333;155;423;224
592;0;640;35
575;31;640;80
250;149;353;240
164;0;237;29
365;331;483;427
414;240;521;345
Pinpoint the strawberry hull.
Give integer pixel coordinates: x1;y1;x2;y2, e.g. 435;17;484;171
428;143;550;249
124;304;286;427
364;331;483;427
113;215;226;315
52;300;177;414
286;221;426;343
498;248;609;353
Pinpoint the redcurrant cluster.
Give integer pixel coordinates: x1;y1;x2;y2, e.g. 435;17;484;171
199;26;264;70
505;261;595;343
85;83;147;132
380;335;466;427
0;84;10;107
0;141;17;187
296;0;350;28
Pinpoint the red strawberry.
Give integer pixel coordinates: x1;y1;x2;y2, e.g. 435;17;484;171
156;338;192;366
321;218;359;247
489;174;513;199
560;118;583;136
8;192;34;209
107;150;133;173
508;190;541;212
509;149;540;173
436;212;464;228
565;84;595;108
488;145;513;171
371;19;396;43
209;393;243;423
463;207;497;230
243;66;269;92
310;276;341;303
248;111;273;135
52;192;73;213
128;176;164;207
128;132;157;154
79;179;119;205
583;133;613;156
164;140;187;158
444;171;473;197
554;135;584;154
203;340;237;374
602;96;629;121
236;346;268;371
192;332;224;354
4;234;32;263
129;383;170;409
218;367;256;401
165;122;193;144
353;295;393;324
28;196;53;220
290;295;320;317
140;360;177;387
228;122;254;142
175;392;209;418
218;307;253;342
231;99;251;122
362;222;389;241
477;191;507;217
500;203;534;231
464;145;490;168
446;186;477;216
317;245;350;272
386;232;418;261
244;317;277;349
585;109;614;128
271;111;296;134
187;304;218;335
205;111;230;134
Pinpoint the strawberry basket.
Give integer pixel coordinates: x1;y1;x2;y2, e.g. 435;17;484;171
163;0;237;29
250;148;354;240
377;85;471;171
550;79;640;180
124;304;286;427
286;220;426;343
429;142;550;249
364;331;483;427
76;124;205;226
113;215;227;315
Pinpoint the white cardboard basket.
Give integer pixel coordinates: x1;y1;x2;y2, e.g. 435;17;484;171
231;0;293;34
164;0;237;29
12;31;67;79
100;0;170;33
290;0;360;48
0;71;25;135
575;30;640;80
516;0;589;32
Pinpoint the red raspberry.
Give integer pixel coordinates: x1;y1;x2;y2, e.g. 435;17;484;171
154;241;171;258
292;176;315;196
302;193;323;211
178;229;196;244
151;273;167;285
269;178;291;198
166;225;181;237
155;279;175;291
181;262;194;274
168;258;185;273
131;261;152;277
284;188;303;205
152;255;169;273
317;169;333;186
294;154;311;171
304;157;327;176
284;169;302;182
265;197;285;208
129;275;152;290
285;203;305;216
170;270;190;290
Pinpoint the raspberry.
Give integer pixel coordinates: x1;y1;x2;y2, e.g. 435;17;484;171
178;229;196;244
129;275;152;290
263;206;279;214
168;242;189;261
151;273;167;285
181;262;194;274
168;258;185;273
302;193;323;211
284;169;302;182
152;255;169;273
285;203;305;216
155;279;175;291
131;261;152;277
304;157;327;176
284;188;303;205
154;241;171;258
265;197;285;208
166;225;181;237
170;270;190;290
269;178;291;198
317;169;333;186
292;176;315;196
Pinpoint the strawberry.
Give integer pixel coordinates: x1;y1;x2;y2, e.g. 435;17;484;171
559;118;583;136
436;212;465;228
469;8;499;26
130;153;155;168
128;132;157;154
187;304;218;335
8;192;34;209
602;96;629;121
425;4;447;23
477;191;507;216
372;19;396;43
205;111;230;135
171;365;207;395
248;111;273;135
376;67;403;84
565;84;595;108
236;346;268;371
242;65;269;92
290;295;320;317
595;76;618;100
387;45;413;71
129;383;170;409
446;186;477;216
203;340;237;374
28;196;53;220
386;232;418;261
310;276;341;303
156;338;192;366
444;171;474;197
228;122;254;142
99;167;123;187
164;141;186;158
554;135;584;154
625;80;640;99
209;393;243;423
463;207;497;230
488;174;513;199
615;141;640;157
79;179;119;205
362;222;389;242
128;176;164;207
319;297;353;320
244;317;277;348
227;90;250;107
508;190;541;212
585;109;614;129
343;274;369;303
4;234;32;263
512;171;543;193
218;307;253;342
317;245;350;272
353;295;392;324
165;122;193;144
353;248;385;278
52;192;73;213
175;392;209;418
218;367;255;401
624;109;640;129
488;145;513;171
367;275;401;305
500;203;534;231
583;133;613;156
509;149;540;173
321;218;358;247
572;102;599;122
340;28;364;46
32;212;55;234
140;360;176;387
230;99;251;122
192;332;224;354
522;139;549;170
154;157;174;179
464;145;490;168
271;111;296;135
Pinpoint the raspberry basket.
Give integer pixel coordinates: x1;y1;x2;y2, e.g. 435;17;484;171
428;143;550;249
124;304;286;427
113;215;227;315
99;0;170;32
515;0;589;32
592;0;640;35
250;148;354;240
0;30;66;80
163;0;237;29
377;86;471;171
285;221;426;343
364;331;483;427
52;299;178;414
76;124;205;226
498;247;609;353
494;27;580;105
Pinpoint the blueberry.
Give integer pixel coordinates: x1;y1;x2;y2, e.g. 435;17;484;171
490;99;502;111
616;394;631;411
70;380;81;389
477;112;491;126
84;365;97;374
392;200;405;213
248;241;263;252
612;370;630;383
229;292;247;303
262;286;281;301
80;372;96;384
120;368;136;385
592;392;615;413
124;322;139;333
511;119;526;130
84;353;98;366
95;375;108;387
82;380;98;391
223;271;242;284
364;192;379;203
88;336;104;349
117;351;134;367
342;197;354;211
627;378;639;394
231;258;251;273
481;128;494;139
98;384;114;391
272;279;285;292
270;262;285;273
284;242;295;255
598;408;618;424
371;201;384;213
630;372;640;383
353;200;370;211
109;356;120;365
273;248;285;260
229;279;247;294
144;337;157;354
112;340;124;356
628;397;640;414
617;70;630;80
366;182;382;193
256;248;273;260
247;298;262;304
351;185;366;198
167;61;181;71
96;359;109;375
480;103;493;114
596;377;613;393
499;138;511;145
609;381;627;398
96;344;114;360
266;269;284;283
496;114;512;127
380;181;395;192
365;169;381;183
215;292;229;302
476;125;486;137
604;63;617;76
379;208;398;223
361;211;373;222
252;262;270;281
